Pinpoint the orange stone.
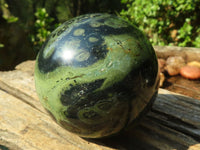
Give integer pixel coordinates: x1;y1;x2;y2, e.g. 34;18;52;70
180;66;200;80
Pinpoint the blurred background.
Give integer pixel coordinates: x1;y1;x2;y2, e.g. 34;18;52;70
0;0;200;70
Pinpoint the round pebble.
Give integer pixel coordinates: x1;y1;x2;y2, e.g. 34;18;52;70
180;66;200;80
187;61;200;68
166;65;180;76
165;56;185;76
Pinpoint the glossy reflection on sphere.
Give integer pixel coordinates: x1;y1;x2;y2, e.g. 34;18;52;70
34;13;159;138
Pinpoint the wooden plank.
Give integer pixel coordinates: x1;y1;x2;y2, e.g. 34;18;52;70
0;60;200;150
0;90;80;150
154;46;200;62
165;76;200;100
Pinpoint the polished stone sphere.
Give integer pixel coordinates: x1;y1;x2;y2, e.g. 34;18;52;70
34;13;159;138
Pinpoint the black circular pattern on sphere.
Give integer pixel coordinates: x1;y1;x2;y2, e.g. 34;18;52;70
38;14;136;73
34;13;159;138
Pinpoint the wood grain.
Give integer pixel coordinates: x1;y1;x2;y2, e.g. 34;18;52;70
154;46;200;61
0;59;200;150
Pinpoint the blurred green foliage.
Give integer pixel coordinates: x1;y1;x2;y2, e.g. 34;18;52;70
120;0;200;47
0;0;18;48
30;8;55;50
0;0;18;23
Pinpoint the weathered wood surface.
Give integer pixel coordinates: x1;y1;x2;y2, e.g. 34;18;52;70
0;51;200;150
154;46;200;62
165;76;200;100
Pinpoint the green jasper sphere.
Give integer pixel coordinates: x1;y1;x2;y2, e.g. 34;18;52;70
34;13;159;138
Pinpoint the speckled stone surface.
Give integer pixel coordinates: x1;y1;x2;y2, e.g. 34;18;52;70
34;13;159;138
